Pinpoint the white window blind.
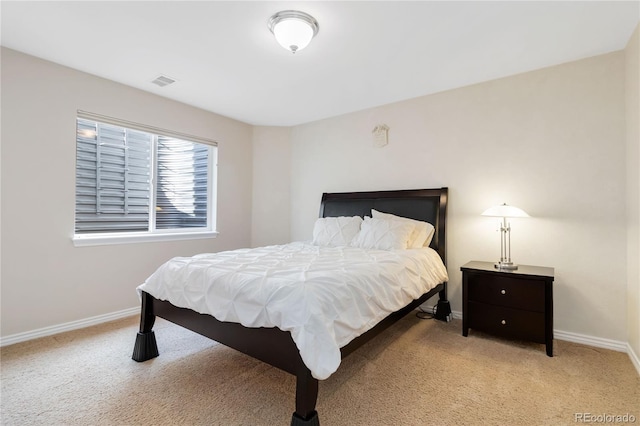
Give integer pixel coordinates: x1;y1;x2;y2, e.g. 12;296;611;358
74;112;217;241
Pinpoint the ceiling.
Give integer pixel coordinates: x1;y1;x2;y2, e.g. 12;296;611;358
2;1;639;127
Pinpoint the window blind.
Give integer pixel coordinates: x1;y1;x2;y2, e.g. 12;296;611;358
75;112;215;235
76;119;152;233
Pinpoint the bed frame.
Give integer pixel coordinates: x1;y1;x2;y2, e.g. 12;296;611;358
132;187;449;426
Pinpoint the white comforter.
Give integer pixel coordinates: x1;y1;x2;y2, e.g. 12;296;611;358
137;242;448;380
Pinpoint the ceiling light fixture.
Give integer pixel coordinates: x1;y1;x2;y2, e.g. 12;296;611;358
268;10;319;54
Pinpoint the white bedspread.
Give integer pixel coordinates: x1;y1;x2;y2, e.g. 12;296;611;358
137;242;448;380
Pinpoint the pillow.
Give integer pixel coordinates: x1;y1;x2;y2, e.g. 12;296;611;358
371;209;435;248
312;216;363;247
350;217;415;250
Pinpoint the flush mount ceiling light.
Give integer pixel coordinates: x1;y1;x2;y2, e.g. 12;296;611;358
268;10;319;54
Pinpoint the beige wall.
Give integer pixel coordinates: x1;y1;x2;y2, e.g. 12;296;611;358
625;24;640;361
288;52;628;342
0;48;254;336
251;126;291;247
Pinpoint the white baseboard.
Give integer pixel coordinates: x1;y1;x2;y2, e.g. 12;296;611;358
553;329;628;353
627;343;640;376
3;306;640;377
0;306;139;347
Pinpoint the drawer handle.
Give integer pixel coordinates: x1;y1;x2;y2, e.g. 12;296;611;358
500;289;506;295
501;320;507;325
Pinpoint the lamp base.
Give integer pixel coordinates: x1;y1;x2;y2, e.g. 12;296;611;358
495;261;518;270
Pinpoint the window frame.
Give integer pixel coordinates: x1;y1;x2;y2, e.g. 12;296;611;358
72;111;218;247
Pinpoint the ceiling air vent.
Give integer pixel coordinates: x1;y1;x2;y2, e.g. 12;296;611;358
151;75;176;87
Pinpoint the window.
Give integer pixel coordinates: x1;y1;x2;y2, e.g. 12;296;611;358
73;112;217;246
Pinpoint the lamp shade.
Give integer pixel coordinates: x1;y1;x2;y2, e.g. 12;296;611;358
268;10;319;53
481;203;529;218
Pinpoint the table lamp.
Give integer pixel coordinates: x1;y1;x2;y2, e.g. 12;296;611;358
482;203;529;270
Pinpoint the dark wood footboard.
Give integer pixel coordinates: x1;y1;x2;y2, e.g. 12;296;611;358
132;290;320;422
133;282;446;425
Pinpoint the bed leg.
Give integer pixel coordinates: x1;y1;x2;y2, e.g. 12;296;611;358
291;369;319;426
438;283;447;302
434;283;452;322
132;292;159;362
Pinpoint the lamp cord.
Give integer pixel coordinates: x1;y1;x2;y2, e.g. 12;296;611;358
416;306;435;320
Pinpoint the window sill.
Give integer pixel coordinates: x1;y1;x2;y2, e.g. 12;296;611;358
72;231;219;247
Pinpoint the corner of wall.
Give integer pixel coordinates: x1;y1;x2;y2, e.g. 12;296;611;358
625;22;640;364
250;126;293;247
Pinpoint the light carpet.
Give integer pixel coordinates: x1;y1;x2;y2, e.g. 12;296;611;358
1;315;638;425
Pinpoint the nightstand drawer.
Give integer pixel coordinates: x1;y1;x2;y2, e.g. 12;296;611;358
467;273;545;312
468;301;545;343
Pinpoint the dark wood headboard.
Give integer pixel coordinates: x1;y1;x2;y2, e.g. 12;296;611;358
319;188;448;265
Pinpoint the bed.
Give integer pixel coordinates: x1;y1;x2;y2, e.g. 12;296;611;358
132;187;449;426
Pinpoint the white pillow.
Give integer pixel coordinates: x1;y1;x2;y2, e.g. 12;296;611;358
371;209;435;248
312;216;363;247
350;217;415;250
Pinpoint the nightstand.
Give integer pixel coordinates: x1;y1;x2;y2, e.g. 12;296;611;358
461;261;555;356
